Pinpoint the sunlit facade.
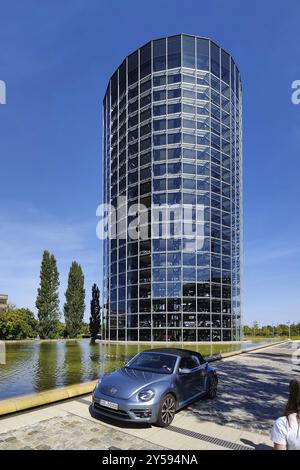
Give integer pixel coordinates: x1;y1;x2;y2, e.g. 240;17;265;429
0;294;8;311
103;34;242;342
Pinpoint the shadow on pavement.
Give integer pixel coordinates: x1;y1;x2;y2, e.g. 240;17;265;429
186;346;297;434
240;438;272;450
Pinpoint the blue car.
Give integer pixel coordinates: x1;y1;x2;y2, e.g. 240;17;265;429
92;348;218;427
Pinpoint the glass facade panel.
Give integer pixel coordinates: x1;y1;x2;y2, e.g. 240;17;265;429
128;51;139;85
197;38;209;70
183;35;195;68
167;35;181;69
210;41;220;78
140;42;151;78
221;49;230;85
153;38;166;71
103;35;243;342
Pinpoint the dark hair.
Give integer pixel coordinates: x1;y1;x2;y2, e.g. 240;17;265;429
284;378;300;417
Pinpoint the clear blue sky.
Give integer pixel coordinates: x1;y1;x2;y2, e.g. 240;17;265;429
0;0;300;325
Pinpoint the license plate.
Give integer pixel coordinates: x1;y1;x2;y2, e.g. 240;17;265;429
100;399;119;410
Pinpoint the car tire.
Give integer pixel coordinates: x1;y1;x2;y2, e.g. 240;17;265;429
155;393;176;427
206;373;218;398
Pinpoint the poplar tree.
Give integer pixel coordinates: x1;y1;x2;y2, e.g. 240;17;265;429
89;284;100;343
36;251;60;339
64;262;85;338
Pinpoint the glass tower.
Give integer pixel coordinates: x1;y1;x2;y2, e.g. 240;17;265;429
102;34;242;342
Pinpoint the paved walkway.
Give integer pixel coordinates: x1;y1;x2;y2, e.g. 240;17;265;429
0;341;299;450
186;341;300;436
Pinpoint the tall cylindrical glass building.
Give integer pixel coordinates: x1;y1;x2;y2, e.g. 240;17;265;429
102;34;242;342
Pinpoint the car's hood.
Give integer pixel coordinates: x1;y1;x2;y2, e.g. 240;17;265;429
97;368;170;399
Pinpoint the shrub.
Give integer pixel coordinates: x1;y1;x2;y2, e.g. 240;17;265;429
0;308;38;340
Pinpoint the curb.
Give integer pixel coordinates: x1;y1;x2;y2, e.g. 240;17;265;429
0;340;289;417
0;380;97;417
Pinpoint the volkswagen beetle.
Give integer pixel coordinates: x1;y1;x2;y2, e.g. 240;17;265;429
92;348;218;427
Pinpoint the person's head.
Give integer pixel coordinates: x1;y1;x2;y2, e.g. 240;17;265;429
284;378;300;417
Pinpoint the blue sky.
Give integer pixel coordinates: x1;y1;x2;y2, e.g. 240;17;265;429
0;0;300;325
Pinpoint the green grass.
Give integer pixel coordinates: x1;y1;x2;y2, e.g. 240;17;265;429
244;335;300;341
243;336;286;341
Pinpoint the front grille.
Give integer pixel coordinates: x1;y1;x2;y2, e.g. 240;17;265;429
94;402;130;419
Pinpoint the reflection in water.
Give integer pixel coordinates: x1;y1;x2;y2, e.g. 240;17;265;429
0;338;277;400
0;342;39;398
63;340;84;385
35;342;59;392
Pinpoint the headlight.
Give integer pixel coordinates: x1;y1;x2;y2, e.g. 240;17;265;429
138;389;155;401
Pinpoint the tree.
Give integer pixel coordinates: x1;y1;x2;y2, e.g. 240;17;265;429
89;284;100;343
80;322;90;336
0;307;38;340
243;325;252;336
64;261;85;338
277;324;289;337
36;250;60;339
252;321;259;337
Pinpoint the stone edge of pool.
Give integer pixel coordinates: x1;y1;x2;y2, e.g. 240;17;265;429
0;340;289;417
0;380;98;417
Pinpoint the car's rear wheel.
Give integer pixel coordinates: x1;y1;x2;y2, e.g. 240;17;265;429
156;393;176;427
206;373;218;398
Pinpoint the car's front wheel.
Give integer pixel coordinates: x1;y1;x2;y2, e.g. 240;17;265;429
206;373;218;398
156;393;176;427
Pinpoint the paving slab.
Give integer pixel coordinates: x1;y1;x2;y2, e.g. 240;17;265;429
0;414;166;450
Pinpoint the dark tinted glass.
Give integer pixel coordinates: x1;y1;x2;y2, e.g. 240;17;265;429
183;35;195;68
179;355;200;370
140;79;151;94
140;42;151;79
210;42;220;77
197;38;209;71
127;352;177;374
140;108;151;122
128;86;138;99
111;70;118;106
236;69;240;97
167;35;181;69
168;73;181;84
221;49;230;84
153;38;166;71
231;58;235;92
128;51;139;85
119;60;126;96
153;75;166;86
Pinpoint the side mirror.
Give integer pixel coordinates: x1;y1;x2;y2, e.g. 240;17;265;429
179;367;192;375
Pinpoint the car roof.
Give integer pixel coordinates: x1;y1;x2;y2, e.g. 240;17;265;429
144;348;204;359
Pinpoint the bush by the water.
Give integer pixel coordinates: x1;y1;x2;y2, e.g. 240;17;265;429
0;307;38;340
0;305;91;340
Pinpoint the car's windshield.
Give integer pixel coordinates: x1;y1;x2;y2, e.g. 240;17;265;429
126;352;177;374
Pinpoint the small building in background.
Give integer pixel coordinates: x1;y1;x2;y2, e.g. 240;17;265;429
0;294;8;310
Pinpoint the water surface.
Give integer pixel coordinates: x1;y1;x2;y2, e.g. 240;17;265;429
0;339;277;400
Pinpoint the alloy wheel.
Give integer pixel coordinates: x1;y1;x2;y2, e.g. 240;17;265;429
161;395;175;425
208;377;217;398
